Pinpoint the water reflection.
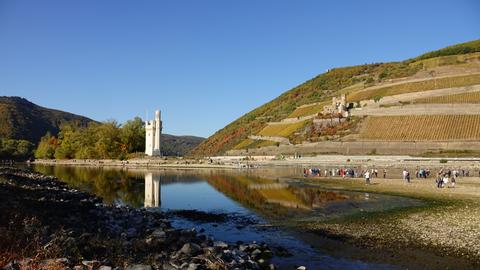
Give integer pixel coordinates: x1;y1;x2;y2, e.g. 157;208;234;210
31;165;420;222
144;173;161;207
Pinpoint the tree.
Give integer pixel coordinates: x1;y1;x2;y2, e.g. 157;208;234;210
0;139;34;160
35;117;146;160
120;117;145;153
35;132;59;159
94;120;122;159
15;140;34;159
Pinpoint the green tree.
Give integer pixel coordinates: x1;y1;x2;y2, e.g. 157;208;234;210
120;117;145;153
94;120;122;159
35;132;59;159
0;139;34;160
74;123;99;159
55;123;81;159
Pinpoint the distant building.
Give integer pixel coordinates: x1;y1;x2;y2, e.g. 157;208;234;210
145;110;162;156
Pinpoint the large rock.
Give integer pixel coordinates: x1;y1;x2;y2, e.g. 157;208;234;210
180;242;202;256
125;264;152;270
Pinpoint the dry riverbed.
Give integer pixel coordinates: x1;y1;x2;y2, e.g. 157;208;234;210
297;175;480;269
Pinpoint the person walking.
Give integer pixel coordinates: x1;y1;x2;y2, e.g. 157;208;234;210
364;170;371;185
402;168;408;182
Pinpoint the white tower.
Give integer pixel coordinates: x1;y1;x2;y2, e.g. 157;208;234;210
144;172;161;207
145;109;162;156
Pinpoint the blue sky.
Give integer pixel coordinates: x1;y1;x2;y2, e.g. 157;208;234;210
0;0;478;137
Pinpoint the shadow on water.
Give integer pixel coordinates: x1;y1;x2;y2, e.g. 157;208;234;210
33;165;426;270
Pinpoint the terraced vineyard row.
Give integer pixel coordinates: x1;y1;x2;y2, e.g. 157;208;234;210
360;115;480;140
288;102;327;118
258;120;309;137
232;139;277;150
348;73;480;102
414;91;480;104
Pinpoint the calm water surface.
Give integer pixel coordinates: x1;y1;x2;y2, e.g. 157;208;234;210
32;165;423;270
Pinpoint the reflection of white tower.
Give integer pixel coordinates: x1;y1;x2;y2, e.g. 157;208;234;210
144;173;161;207
145;110;162;156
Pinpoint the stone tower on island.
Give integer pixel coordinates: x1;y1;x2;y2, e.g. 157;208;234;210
145;110;162;156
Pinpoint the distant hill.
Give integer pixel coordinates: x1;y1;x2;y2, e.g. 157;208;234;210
0;96;204;156
0;96;95;144
190;39;480;156
161;134;205;156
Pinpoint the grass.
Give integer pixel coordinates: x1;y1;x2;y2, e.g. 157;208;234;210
232;139;278;150
417;149;480;158
288;102;328;118
348;73;480;102
413;91;480;104
233;139;255;150
416;52;480;69
258;121;309;138
412;39;480;61
359;115;480;141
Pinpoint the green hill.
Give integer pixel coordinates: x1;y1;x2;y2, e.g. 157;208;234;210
0;96;95;144
161;134;205;156
190;39;480;156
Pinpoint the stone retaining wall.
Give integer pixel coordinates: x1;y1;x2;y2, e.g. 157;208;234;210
226;141;480;156
248;135;290;144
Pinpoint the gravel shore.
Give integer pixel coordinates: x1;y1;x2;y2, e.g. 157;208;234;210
300;175;480;269
0;167;278;270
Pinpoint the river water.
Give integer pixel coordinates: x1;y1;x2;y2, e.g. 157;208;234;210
32;165;423;270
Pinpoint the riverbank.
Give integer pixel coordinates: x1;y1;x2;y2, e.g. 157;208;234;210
33;154;480;172
32;158;241;169
295;175;480;269
0;167;277;270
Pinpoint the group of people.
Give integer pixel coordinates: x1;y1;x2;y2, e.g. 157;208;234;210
304;167;388;184
303;166;473;188
303;167;387;179
435;169;460;188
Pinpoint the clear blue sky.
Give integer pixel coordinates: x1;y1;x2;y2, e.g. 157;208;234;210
1;0;478;137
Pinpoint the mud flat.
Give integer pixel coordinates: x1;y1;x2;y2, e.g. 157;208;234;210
295;175;480;269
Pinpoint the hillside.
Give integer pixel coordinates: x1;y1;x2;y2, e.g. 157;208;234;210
0;96;95;144
190;39;480;156
0;97;204;157
161;134;205;156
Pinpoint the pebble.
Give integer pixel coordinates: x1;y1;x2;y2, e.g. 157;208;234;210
125;264;152;270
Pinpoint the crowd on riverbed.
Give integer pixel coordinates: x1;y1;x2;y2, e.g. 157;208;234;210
303;167;388;179
303;166;474;188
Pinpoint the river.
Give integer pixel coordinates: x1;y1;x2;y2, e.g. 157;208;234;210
31;164;423;270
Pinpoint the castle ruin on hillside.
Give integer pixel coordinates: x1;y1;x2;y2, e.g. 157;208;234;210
323;94;349;117
145;110;162;156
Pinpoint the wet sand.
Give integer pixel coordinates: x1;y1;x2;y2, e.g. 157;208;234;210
293;175;480;269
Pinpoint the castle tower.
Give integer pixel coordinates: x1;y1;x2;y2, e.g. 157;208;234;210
340;94;346;105
145;109;162;156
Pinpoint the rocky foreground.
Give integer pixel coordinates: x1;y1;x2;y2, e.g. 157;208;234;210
0;167;277;270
